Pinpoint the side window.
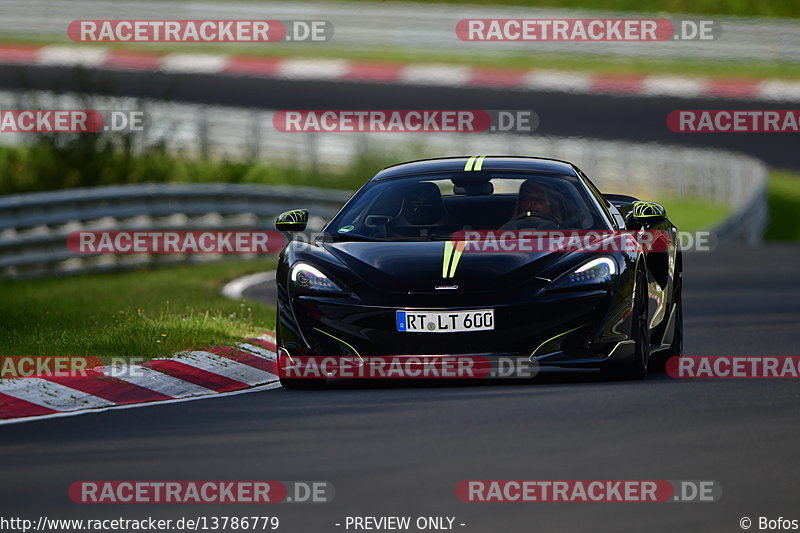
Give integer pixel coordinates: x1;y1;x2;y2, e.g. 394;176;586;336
608;202;627;229
578;170;619;229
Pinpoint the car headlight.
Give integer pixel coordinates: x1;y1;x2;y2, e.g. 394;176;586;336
552;257;617;288
291;263;347;294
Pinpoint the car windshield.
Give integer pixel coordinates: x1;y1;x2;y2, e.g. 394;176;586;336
323;172;609;241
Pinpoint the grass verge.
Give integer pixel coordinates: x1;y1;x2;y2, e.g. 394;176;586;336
337;0;800;18
0;259;277;361
765;169;800;240
655;196;730;232
0;140;733;232
3;36;800;82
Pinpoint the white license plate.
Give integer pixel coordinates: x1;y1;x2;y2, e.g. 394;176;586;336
396;309;494;333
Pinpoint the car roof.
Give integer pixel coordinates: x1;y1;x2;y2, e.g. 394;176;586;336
372;156;580;180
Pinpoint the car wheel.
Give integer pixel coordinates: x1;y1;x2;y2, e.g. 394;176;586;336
603;268;649;380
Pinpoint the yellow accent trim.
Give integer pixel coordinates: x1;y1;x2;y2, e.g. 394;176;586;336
442;240;453;278
473;155;486;171
313;327;363;362
632;201;665;218
464;156;477;171
279;348;297;365
529;323;590;360
607;340;635;359
448;239;466;278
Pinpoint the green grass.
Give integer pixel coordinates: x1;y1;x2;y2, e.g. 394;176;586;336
765;169;800;240
0;259;277;362
655;196;730;232
339;0;800;18
4;36;800;81
139;0;800;18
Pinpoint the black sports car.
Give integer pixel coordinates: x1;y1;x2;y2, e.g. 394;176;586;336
274;156;682;387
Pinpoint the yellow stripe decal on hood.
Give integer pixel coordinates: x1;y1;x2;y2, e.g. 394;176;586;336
473;155;486;171
448;239;466;277
442;240;453;278
442;239;467;278
464;156;477;171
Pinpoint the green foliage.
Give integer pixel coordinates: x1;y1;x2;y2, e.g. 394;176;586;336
0;259;277;361
765;169;800;240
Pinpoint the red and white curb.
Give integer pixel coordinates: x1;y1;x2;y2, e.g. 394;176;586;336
1;44;799;102
0;333;280;425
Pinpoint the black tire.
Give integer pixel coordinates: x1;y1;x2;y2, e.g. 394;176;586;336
603;268;650;380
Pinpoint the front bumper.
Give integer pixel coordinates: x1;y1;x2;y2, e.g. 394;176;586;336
278;288;635;367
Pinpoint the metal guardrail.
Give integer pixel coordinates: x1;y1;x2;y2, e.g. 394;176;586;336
0;89;769;277
0;183;350;277
3;0;799;63
713;177;769;246
0;156;767;278
0;90;769;209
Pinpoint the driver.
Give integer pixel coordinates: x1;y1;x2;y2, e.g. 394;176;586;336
501;180;563;229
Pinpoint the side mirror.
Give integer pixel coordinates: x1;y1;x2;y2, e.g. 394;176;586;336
275;209;308;232
630;201;668;226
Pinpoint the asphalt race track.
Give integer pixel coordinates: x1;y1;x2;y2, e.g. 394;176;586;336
1;60;798;531
2;246;799;532
1;64;798;169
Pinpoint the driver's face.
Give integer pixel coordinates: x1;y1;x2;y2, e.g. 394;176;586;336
519;188;551;215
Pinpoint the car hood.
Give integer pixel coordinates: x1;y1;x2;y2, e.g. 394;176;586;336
323;240;564;294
